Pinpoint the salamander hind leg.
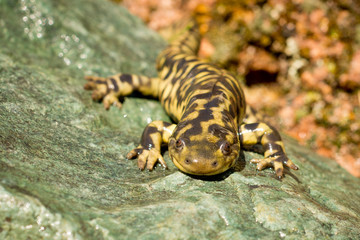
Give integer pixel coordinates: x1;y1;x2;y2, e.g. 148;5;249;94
84;73;161;110
239;122;299;178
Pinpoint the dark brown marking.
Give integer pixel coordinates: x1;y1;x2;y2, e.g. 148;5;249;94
182;123;203;137
181;109;214;137
140;126;158;149
275;155;287;163
209;124;226;138
120;74;132;84
163;53;178;79
263;143;284;153
176;58;187;73
266;131;282;142
221;111;232;127
204;97;223;109
185;63;206;78
244;123;260;131
229;98;236;119
109;78;119;92
219;76;242;102
180;103;198;120
162;122;172;128
95;80;107;85
191;92;212;100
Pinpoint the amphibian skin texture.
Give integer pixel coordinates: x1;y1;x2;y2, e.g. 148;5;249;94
84;22;298;178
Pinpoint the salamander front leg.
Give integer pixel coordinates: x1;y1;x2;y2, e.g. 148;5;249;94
127;121;177;171
84;73;162;109
239;123;298;178
84;76;123;109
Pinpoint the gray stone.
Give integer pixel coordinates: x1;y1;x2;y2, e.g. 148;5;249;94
0;0;359;239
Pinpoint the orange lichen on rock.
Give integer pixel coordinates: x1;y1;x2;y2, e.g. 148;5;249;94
122;0;216;31
340;50;360;90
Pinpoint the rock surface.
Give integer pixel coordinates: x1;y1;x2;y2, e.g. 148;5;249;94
0;0;359;239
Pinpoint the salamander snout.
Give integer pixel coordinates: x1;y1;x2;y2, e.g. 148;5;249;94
168;135;240;176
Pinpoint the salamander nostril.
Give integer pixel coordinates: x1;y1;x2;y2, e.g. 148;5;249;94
212;161;218;167
184;159;192;164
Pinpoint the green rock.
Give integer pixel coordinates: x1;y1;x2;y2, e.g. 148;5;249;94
0;0;359;239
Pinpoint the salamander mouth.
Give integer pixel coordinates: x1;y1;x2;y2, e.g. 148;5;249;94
170;155;230;176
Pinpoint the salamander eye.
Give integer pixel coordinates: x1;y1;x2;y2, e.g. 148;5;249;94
175;139;184;150
221;142;232;155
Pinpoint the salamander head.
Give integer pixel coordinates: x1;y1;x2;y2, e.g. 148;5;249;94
168;121;240;176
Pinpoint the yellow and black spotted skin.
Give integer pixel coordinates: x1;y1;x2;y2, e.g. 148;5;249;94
84;22;298;178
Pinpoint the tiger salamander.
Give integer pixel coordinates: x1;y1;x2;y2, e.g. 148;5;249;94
84;22;298;178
